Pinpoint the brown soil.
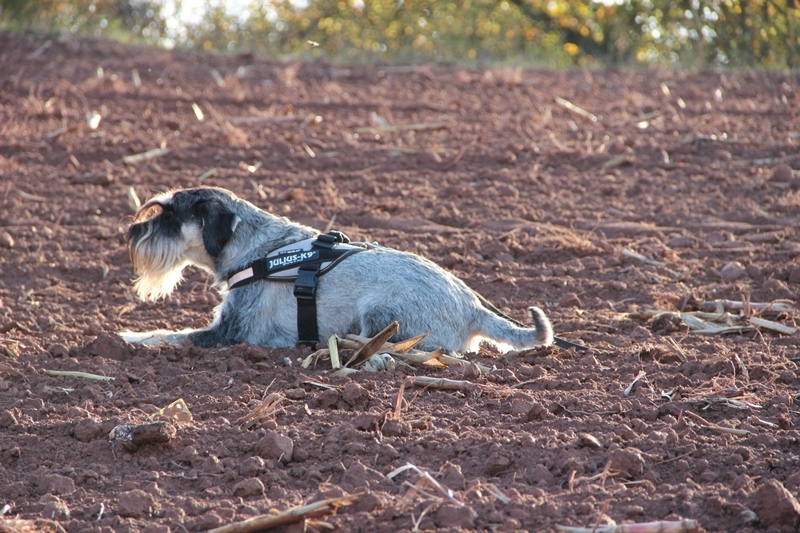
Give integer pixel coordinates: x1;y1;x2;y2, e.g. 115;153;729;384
1;33;800;533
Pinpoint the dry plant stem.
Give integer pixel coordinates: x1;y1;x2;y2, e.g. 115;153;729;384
392;382;406;420
555;519;699;533
682;410;750;436
623;371;646;397
207;495;356;533
409;377;477;394
390;332;431;353
44;370;115;382
354;121;448;134
554;96;598;122
698;299;794;314
328;335;341;369
621;248;666;267
235;392;283;427
122;147;170;165
749;316;798;335
387;464;463;507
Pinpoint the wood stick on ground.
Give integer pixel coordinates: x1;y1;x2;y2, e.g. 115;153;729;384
409;376;477;394
555;519;699;533
345;321;399;368
207;495;356;533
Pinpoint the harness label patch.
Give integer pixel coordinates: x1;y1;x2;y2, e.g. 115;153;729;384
268;250;318;271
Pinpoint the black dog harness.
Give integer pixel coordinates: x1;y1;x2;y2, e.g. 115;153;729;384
226;231;364;347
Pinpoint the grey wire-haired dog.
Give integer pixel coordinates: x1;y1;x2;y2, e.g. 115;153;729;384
120;186;554;353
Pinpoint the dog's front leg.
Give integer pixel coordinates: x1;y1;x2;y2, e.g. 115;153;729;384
119;328;195;346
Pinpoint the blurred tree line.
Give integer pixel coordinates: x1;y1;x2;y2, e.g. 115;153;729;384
1;0;799;68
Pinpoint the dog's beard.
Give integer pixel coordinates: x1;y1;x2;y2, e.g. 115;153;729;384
129;224;189;301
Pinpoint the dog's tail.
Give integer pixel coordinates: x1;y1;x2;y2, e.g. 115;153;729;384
472;292;553;349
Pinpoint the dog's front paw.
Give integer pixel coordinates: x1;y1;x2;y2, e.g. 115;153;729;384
119;329;192;346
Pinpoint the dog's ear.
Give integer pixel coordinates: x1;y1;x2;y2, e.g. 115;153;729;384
196;200;237;257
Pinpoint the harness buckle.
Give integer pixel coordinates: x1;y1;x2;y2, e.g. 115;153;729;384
314;231;350;249
293;265;319;299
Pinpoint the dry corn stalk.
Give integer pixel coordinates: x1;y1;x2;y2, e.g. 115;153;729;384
346;321;399;368
555;520;699;533
409;376;478;394
207;495;357;533
235;392;284;427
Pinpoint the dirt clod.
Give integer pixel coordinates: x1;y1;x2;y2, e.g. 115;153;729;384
117;489;156;518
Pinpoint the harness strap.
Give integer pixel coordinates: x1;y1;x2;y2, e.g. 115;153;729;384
294;264;320;347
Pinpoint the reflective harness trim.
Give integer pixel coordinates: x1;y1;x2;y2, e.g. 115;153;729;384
226;231;364;347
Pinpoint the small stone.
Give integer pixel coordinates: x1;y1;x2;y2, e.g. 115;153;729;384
788;266;800;284
607;447;645;478
341;382;369;406
341;461;384;490
523;464;554;486
73;417;104;442
509;398;534;416
47;344;69;358
353;413;377;431
253;431;293;463
381;419;409;437
720;261;748;282
578;433;603;449
233;478;265;498
39;495;70;520
36;474;76;496
434;504;475;529
0;231;14;249
749;478;800;528
439;463;466;491
239;456;265;478
484;451;512;477
772;164;794;182
559;292;582;308
0;409;18;428
118;489;156;518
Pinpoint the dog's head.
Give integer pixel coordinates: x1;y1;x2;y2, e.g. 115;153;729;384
126;187;240;300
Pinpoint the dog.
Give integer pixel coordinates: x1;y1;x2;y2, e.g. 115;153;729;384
120;186;554;353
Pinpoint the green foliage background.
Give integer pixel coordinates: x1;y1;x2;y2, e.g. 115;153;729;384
2;0;799;68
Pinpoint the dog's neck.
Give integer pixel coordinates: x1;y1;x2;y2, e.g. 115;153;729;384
212;208;318;284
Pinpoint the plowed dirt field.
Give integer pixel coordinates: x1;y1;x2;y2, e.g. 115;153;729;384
1;33;800;533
